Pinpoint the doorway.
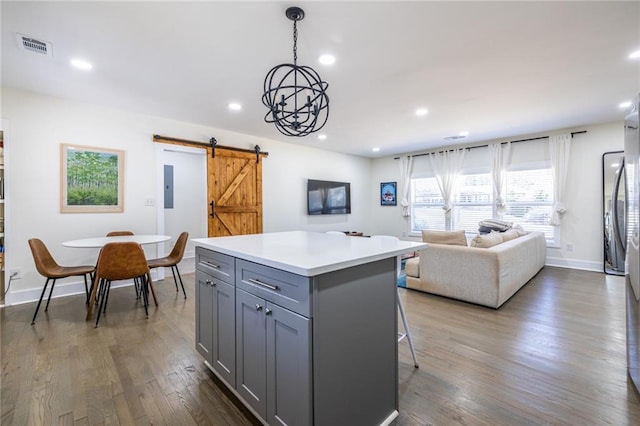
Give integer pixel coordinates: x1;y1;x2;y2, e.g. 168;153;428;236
155;144;207;264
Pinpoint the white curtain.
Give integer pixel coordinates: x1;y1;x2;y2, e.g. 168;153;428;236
549;134;572;226
398;156;414;217
489;142;511;219
429;149;466;229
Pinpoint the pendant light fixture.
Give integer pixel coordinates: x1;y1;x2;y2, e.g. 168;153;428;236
262;6;329;137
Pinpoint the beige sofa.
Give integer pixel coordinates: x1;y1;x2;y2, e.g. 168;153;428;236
405;231;546;308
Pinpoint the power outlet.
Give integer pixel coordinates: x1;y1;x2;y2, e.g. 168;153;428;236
565;243;573;252
9;268;22;279
145;198;156;206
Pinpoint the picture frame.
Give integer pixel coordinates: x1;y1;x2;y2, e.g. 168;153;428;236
380;181;397;206
60;144;125;213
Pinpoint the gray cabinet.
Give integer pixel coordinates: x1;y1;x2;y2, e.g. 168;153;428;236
235;257;312;425
195;246;398;425
195;250;236;387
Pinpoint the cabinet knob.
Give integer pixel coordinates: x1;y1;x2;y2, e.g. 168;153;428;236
205;280;212;286
265;308;272;316
256;304;263;311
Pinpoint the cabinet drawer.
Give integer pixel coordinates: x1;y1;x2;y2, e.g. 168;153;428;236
196;247;235;284
236;259;312;317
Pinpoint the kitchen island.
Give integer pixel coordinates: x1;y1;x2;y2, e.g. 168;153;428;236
193;231;427;426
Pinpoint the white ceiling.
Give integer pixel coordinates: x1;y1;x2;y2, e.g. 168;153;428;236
2;1;639;158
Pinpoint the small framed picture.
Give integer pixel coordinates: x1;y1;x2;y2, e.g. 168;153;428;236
380;182;397;206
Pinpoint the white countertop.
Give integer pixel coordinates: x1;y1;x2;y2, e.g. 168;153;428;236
193;231;427;276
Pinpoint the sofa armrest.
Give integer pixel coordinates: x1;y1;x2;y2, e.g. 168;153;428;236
418;243;501;307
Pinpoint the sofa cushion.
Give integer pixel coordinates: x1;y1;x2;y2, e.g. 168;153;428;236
405;257;420;278
501;229;520;242
422;230;467;246
470;232;504;248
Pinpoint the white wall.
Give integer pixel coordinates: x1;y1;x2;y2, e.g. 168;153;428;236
1;88;372;305
369;121;624;271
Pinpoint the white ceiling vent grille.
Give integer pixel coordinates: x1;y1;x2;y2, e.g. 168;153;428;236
15;33;53;57
443;135;466;141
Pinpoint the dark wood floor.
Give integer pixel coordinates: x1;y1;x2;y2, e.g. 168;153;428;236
2;267;640;425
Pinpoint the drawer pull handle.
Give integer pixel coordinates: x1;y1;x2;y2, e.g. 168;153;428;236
205;280;217;287
256;304;263;311
247;278;279;291
202;261;220;269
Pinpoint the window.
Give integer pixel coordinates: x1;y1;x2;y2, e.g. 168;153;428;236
504;167;558;245
410;177;445;232
409;164;559;247
453;173;492;233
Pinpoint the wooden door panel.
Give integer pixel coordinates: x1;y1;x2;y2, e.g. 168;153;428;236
208;148;263;237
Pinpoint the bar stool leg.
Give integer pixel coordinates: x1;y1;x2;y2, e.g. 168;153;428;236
397;289;419;368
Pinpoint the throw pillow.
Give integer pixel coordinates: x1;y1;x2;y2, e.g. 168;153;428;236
422;230;467;246
501;229;519;242
470;232;504;248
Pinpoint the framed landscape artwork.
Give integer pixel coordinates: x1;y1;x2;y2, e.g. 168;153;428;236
60;144;125;213
380;181;397;206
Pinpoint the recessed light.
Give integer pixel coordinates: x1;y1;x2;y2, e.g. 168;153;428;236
318;54;336;65
372;147;381;152
415;108;428;117
459;131;469;137
70;58;92;71
619;101;632;109
317;134;327;140
228;102;242;111
629;50;640;60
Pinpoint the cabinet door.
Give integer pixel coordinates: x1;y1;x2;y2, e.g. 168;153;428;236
195;270;213;364
211;279;236;387
236;288;267;418
266;302;312;426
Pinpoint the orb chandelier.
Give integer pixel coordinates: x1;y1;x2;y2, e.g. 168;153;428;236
262;6;329;137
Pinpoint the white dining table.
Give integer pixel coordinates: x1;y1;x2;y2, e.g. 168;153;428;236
62;234;171;321
62;234;171;248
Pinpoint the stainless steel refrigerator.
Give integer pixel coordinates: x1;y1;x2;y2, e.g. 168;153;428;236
625;94;640;392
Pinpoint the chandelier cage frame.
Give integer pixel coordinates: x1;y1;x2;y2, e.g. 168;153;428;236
261;6;330;137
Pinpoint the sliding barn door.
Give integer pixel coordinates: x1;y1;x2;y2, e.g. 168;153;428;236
207;148;263;237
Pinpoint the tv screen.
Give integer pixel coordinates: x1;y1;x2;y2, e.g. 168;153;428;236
307;179;351;215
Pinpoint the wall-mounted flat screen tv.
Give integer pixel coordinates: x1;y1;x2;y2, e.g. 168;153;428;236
307;179;351;215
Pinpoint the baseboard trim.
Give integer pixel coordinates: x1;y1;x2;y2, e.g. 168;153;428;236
8;255;196;306
545;256;602;272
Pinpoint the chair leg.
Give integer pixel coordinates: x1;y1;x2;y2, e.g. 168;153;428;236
44;278;58;312
397;289;419;368
148;278;158;307
83;274;89;304
31;278;52;325
140;275;149;318
173;266;187;299
133;277;140;299
170;267;179;292
95;279;110;327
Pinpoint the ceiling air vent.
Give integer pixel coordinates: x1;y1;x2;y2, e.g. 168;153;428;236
15;33;53;57
443;135;466;141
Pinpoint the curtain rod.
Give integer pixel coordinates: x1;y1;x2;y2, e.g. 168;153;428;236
393;130;587;160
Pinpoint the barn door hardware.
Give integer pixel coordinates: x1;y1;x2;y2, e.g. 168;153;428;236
210;137;217;158
255;145;261;163
209;200;215;218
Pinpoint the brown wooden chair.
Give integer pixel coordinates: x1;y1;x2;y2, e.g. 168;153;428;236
28;238;95;325
91;241;156;327
147;232;188;298
106;231;134;236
